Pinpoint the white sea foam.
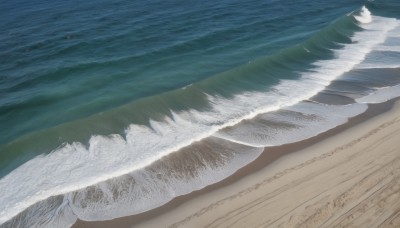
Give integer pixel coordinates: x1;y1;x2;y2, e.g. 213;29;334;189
1;196;77;228
67;137;263;221
215;102;367;147
2;137;263;228
354;6;372;24
356;18;400;69
1;7;399;226
356;49;400;69
356;84;400;103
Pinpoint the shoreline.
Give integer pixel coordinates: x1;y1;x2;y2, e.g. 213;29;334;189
74;98;400;228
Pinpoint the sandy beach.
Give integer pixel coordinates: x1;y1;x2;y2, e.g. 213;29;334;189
74;99;400;228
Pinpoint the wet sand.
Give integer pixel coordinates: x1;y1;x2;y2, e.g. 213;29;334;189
74;99;400;228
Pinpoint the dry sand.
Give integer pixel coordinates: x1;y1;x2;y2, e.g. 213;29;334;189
75;100;400;228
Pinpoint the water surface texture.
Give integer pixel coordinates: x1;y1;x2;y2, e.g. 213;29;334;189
1;0;400;227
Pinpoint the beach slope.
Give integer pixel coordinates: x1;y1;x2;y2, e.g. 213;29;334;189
127;101;400;228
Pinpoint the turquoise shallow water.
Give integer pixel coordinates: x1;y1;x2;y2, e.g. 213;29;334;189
1;0;400;227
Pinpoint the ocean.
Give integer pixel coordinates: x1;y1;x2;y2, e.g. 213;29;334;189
1;0;400;227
